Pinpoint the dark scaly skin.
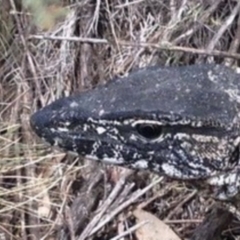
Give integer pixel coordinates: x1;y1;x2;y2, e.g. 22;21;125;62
30;64;240;200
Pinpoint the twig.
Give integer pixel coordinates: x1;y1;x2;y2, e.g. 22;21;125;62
9;0;41;103
88;177;163;237
165;190;197;220
165;219;202;224
207;1;240;52
105;0;121;55
87;0;101;35
28;35;109;43
173;0;222;44
115;0;144;8
28;35;240;60
176;0;187;23
169;0;177;25
78;170;133;240
119;41;240;60
137;183;175;209
110;220;149;240
226;7;240;65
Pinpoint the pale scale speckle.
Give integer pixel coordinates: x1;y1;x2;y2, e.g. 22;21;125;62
102;155;125;164
225;89;240;103
57;127;69;132
70;101;79;108
162;163;184;179
99;109;105;116
131;160;148;169
208;70;218;84
130;134;137;141
96;126;106;135
191;134;220;143
208;172;238;186
53;137;63;146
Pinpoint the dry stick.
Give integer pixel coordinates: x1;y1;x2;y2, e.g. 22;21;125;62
78;170;134;240
87;0;101;35
137;183;175;209
226;10;240;65
9;1;42;104
43;178;73;240
8;2;39;239
168;0;181;26
88;177;164;238
176;0;187;23
206;1;240;52
105;0;122;55
115;0;145;8
58;9;77;98
172;0;222;45
161;0;182;44
169;0;177;25
111;183;136;209
28;35;240;60
165;190;197;220
165;219;202;224
119;41;240;60
28;35;109;43
78;5;96;89
110;221;149;240
70;171;104;238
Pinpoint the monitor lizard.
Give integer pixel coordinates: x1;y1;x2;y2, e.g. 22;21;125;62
30;64;240;201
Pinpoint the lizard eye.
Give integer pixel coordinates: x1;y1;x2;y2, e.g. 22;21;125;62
136;124;162;139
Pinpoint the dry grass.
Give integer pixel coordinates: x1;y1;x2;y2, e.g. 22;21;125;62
1;0;240;239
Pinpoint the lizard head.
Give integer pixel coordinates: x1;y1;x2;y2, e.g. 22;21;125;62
30;101;239;181
30;64;240;184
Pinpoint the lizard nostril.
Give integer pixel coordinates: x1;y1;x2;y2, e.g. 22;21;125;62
136;124;162;139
